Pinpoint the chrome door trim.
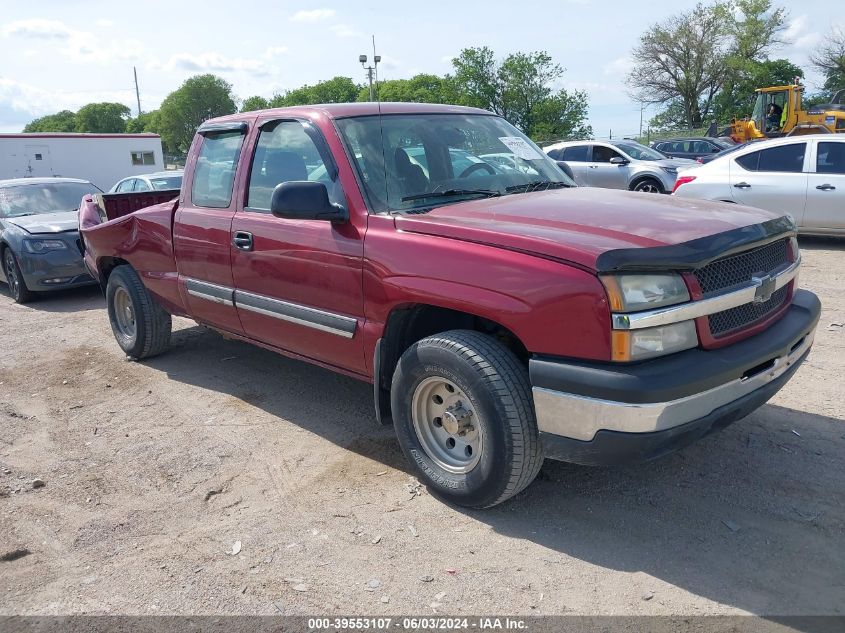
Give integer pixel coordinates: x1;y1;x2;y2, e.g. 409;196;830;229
185;278;234;306
234;290;357;339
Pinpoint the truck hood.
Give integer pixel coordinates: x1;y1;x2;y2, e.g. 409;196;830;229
393;188;782;271
4;210;79;234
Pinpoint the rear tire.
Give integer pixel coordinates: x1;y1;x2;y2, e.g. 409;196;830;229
391;330;543;508
106;265;171;360
3;247;34;304
631;177;664;194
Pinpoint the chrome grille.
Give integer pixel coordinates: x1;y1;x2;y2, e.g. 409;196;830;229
694;238;790;296
708;286;789;336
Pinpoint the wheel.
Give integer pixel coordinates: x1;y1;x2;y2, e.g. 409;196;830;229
632;178;664;194
391;330;543;508
3;247;34;304
106;265;172;360
459;162;496;178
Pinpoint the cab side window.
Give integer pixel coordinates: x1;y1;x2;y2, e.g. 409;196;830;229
246;120;342;211
561;145;589;162
592;145;622;163
191;131;245;208
116;179;135;193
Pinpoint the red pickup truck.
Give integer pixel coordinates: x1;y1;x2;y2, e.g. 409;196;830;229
79;103;820;508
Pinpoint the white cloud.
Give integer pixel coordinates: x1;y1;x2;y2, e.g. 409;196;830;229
784;15;823;50
0;77;133;119
263;46;288;58
2;19;73;39
95;18;114;28
166;52;267;74
329;23;362;38
290;8;336;22
603;56;633;76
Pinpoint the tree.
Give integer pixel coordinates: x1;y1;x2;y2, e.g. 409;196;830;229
716;1;789;120
23;110;77;132
451;47;592;141
358;74;458;104
270;77;360;107
241;96;270;112
810;28;845;94
74;102;130;133
125;111;158;134
156;74;237;152
627;3;727;128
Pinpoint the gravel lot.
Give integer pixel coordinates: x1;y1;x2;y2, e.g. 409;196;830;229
0;237;843;617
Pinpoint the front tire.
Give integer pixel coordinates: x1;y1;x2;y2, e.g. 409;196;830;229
106;265;172;360
3;247;34;304
391;330;543;508
631;177;664;194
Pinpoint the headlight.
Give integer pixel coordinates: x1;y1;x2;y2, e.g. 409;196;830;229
23;239;68;253
612;321;698;361
601;273;690;312
661;166;678;175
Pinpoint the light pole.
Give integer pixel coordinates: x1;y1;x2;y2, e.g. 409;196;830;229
360;53;381;101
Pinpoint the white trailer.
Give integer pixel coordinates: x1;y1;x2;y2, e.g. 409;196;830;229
0;133;166;191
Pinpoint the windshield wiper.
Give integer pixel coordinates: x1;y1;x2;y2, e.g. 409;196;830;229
505;180;572;194
401;188;501;202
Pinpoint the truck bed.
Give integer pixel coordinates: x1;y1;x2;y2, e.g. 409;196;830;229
82;189;180;227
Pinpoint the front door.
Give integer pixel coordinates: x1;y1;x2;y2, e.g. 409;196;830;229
173;124;248;334
729;142;809;218
805;140;845;232
230;118;366;374
587;145;629;189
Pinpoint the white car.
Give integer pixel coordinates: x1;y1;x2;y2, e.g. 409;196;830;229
110;170;183;193
673;135;845;236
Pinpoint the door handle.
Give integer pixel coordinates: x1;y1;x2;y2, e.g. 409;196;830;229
816;184;836;191
733;182;752;189
232;231;253;251
588;165;598;169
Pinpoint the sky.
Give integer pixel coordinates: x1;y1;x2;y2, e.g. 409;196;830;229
0;0;839;136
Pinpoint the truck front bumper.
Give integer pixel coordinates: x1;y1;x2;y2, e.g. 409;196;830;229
530;289;821;466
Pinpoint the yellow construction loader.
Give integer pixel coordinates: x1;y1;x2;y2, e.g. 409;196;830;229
730;84;845;143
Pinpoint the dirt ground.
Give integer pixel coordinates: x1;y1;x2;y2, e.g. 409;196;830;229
0;237;843;617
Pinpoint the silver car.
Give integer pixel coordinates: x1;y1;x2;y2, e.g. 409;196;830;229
110;170;183;193
673;135;845;236
544;140;695;193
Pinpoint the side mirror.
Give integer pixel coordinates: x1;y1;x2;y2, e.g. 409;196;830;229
609;156;629;165
270;181;348;223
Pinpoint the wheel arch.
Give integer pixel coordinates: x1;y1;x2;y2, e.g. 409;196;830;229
629;173;665;192
373;303;529;425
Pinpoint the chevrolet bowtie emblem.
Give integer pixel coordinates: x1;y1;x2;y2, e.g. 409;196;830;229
751;274;776;304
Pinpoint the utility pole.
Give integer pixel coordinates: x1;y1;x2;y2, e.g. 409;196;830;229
359;39;381;102
133;66;142;117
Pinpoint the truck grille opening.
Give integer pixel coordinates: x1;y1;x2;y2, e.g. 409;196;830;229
694;238;790;296
708;285;789;337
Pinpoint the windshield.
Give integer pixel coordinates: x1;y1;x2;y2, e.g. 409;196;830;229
335;113;574;213
611;141;666;161
149;175;183;191
0;181;101;218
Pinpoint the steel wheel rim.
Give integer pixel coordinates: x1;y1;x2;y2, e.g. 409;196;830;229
636;181;660;193
411;376;483;474
113;287;137;339
4;251;19;298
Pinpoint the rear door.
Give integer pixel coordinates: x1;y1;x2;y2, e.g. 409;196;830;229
229;118;366;374
553;145;590;185
587;145;629;189
173;122;248;334
729;142;809;218
804;140;845;232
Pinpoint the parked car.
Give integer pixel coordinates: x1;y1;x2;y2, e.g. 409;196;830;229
80;103;819;508
673;135;845;236
0;177;101;303
110;170;183;193
695;142;749;165
650;137;733;161
544;140;696;193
